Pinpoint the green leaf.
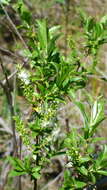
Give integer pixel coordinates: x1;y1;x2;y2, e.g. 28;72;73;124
48;33;60;58
100;15;107;25
74;101;89;129
90;173;96;183
15;0;31;23
32;166;41;173
75;180;86;188
78;166;88;176
32;166;41;179
37;19;48;51
23;49;32;58
62;77;69;88
64;129;78;148
49;25;61;38
24;156;31;171
32;172;41;179
79;156;91;164
95;145;107;169
8;156;25;171
97;170;107;176
89;97;105;136
91;137;106;143
9;170;27;177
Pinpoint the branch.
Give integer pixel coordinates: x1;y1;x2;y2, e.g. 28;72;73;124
0;57;11;89
2;59;28;85
23;0;33;10
0;2;28;49
0;47;28;85
0;56;18;156
0;47;22;59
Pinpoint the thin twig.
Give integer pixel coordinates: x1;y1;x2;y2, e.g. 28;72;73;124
65;118;70;133
0;2;28;49
0;59;11;89
0;47;29;65
2;70;18;85
0;56;18;156
0;54;28;86
0;47;23;59
23;0;33;10
0;47;29;85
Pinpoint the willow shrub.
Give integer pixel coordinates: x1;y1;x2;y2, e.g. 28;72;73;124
1;0;107;189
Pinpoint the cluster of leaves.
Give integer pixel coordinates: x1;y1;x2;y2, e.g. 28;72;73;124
12;18;88;180
61;97;107;189
80;11;107;69
8;156;41;180
83;15;107;56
